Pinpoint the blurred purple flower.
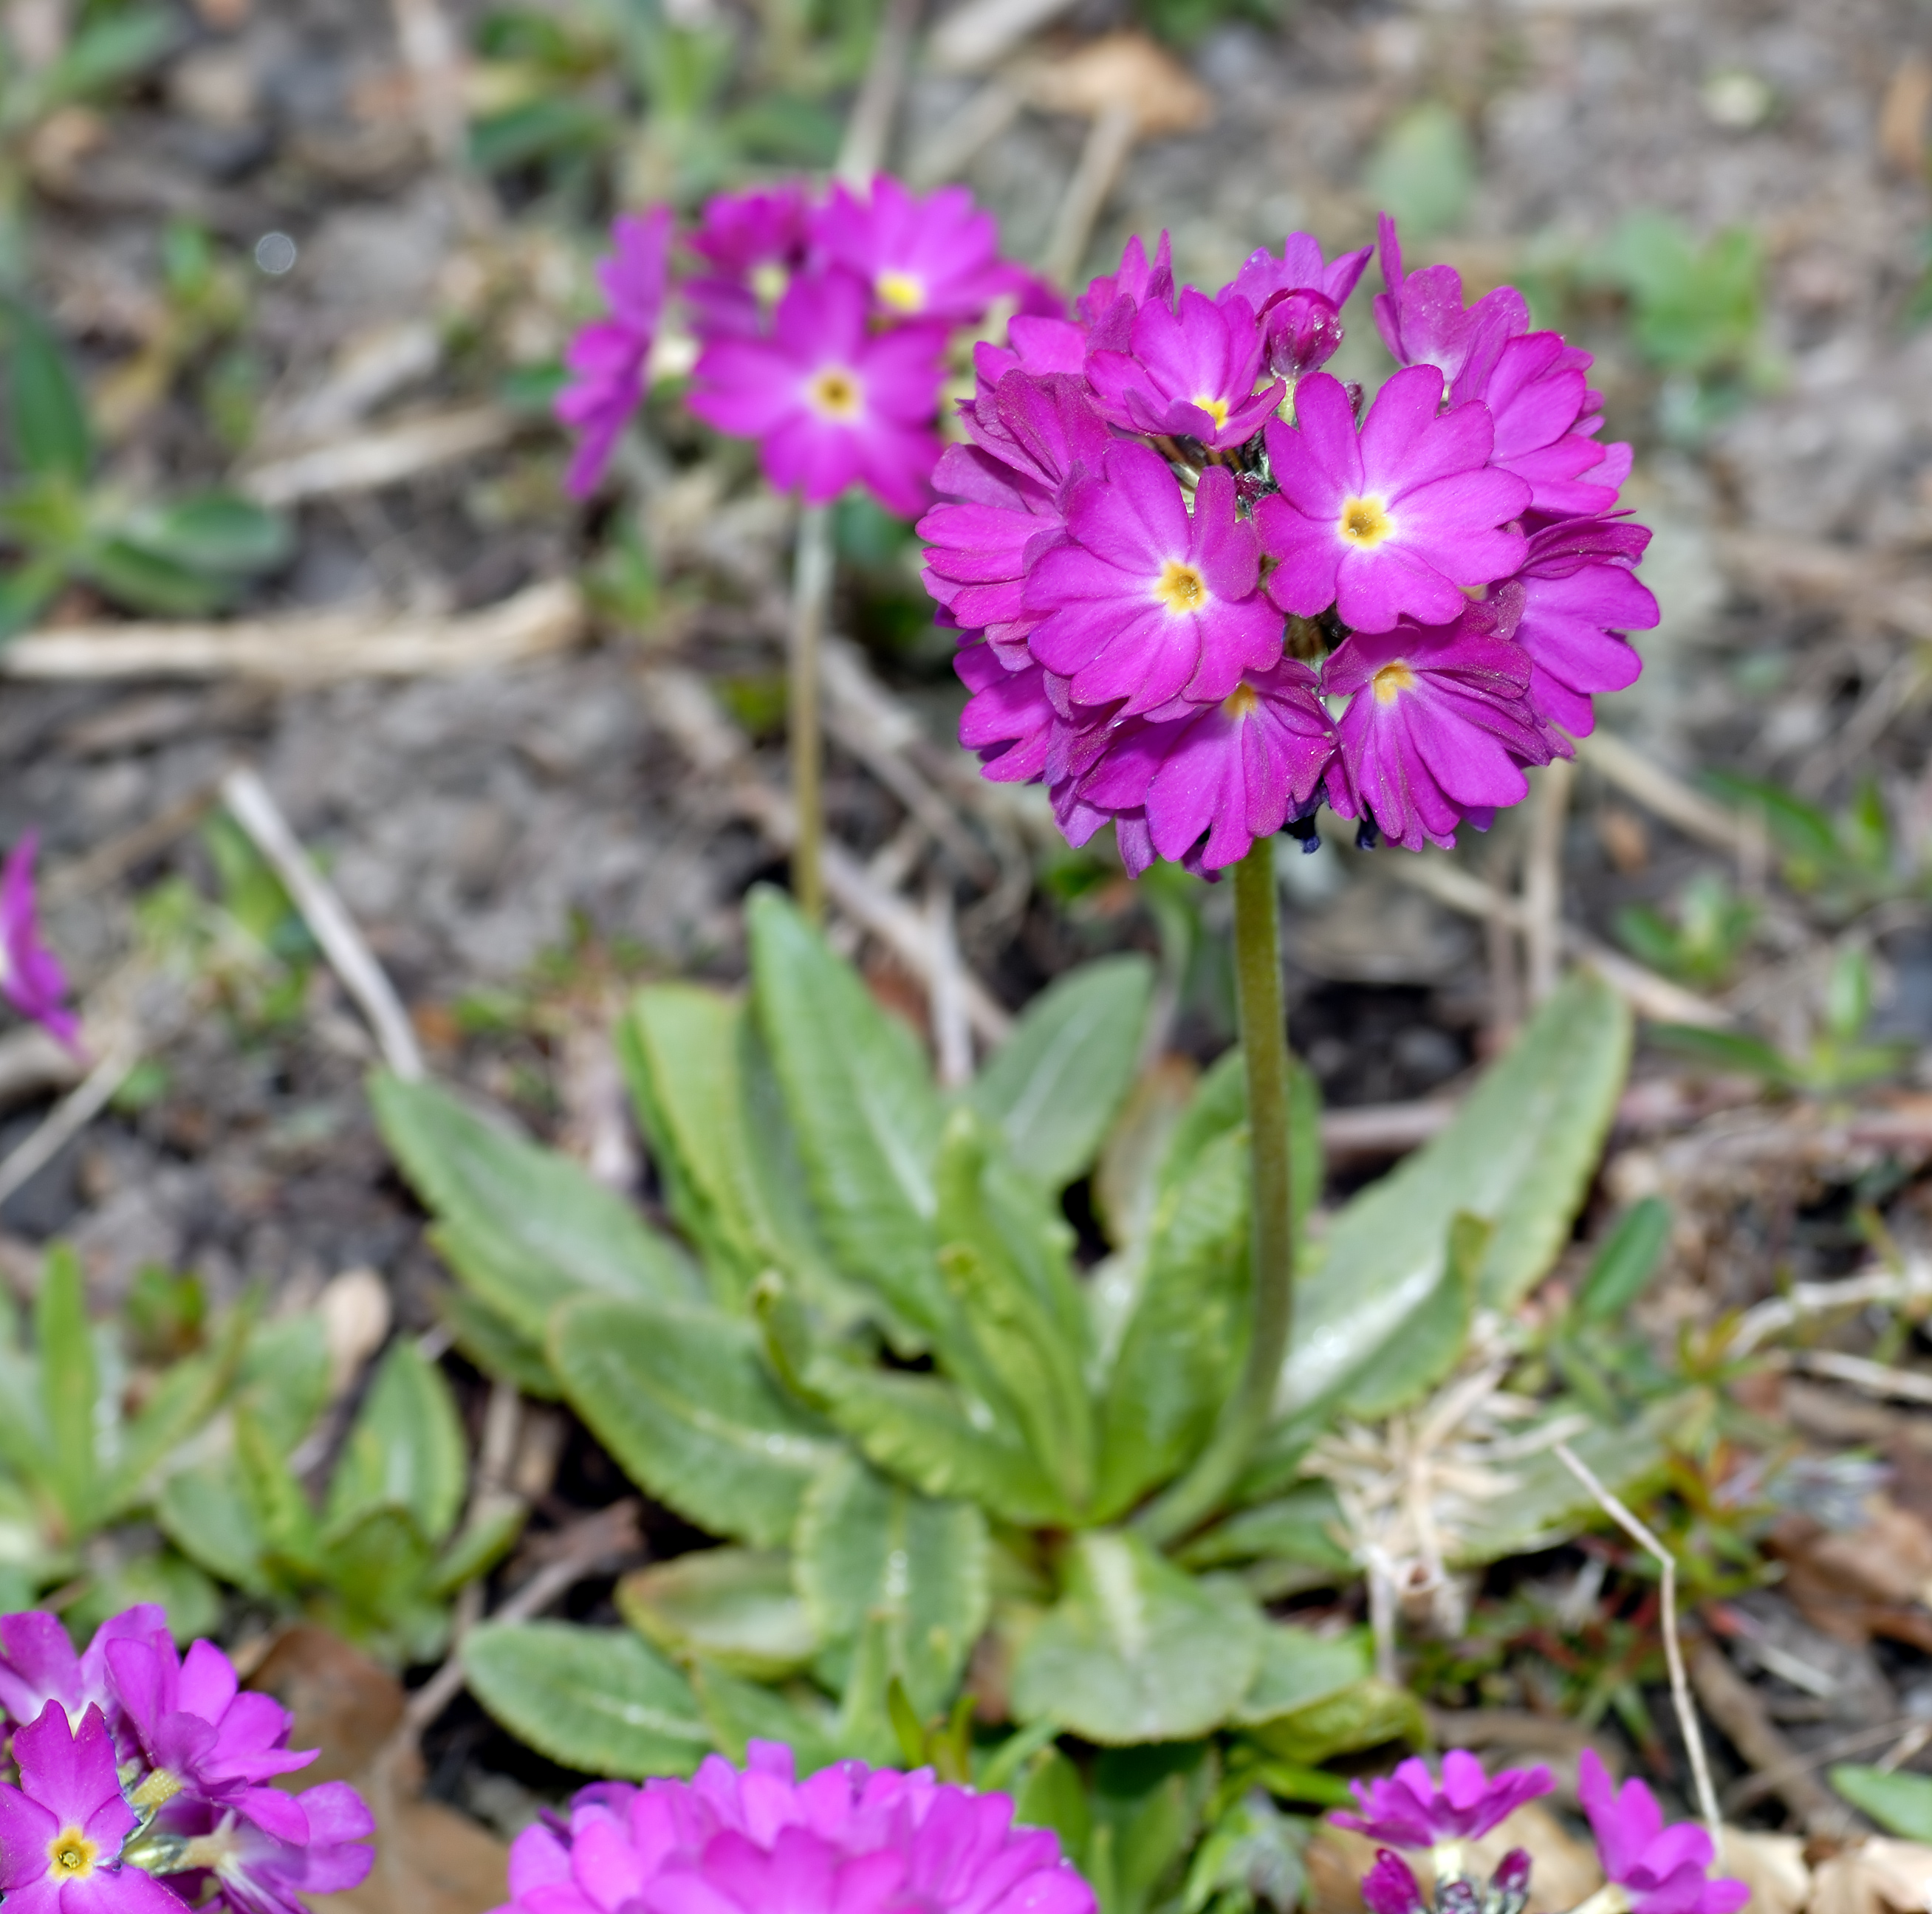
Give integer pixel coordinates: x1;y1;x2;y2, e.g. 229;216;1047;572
1361;1851;1428;1914
1578;1751;1747;1914
0;1606;164;1738
1;833;80;1050
1335;1752;1554;1850
682;185;811;340
813;177;1041;325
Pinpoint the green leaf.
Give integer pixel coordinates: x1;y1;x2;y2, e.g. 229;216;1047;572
465;1622;713;1778
371;1070;700;1341
1361;103;1475;241
806;1356;1066;1528
234;1405;321;1578
617;1549;818;1679
114;494;292;577
746;887;948;1342
687;1659;842;1772
620;984;858;1323
1244;1677;1425;1766
1095;1057;1200;1252
84;538;231;617
1646;1023;1792;1084
1176;1482;1354;1580
325;1340;467;1545
1577;1198;1672;1322
1232;1626;1368;1726
1010;1531;1264;1743
7;307;90;484
435;1289;560;1399
1829;1764;1932;1840
104;1303;253;1519
793;1452;990;1717
969;956;1154;1193
36;7;175;109
551;1294;840;1548
37;1247;97;1535
155;1461;270;1596
314;1505;441;1658
234;1315;332;1455
1340;1211;1485;1421
1093;1122;1248;1520
426;1499;527;1599
1264;973;1630;1457
66;1548;219;1646
934;1108;1093;1510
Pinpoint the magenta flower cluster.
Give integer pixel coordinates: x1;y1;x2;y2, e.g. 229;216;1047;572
0;1607;374;1914
923;219;1659;870
555;176;1047;517
1;834;78;1049
493;1739;1095;1914
1339;1752;1745;1914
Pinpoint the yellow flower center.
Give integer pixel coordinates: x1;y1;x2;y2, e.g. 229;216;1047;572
806;368;864;421
49;1829;96;1879
1154;560;1208;613
1193;394;1230;431
1339;495;1394;547
750;261;789;306
1371;662;1417;704
875;270;925;313
1222;683;1259;718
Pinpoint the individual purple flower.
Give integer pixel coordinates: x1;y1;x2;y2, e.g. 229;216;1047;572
1577;1751;1747;1914
1323;606;1563;852
149;1785;375;1914
1075;660;1337;873
1510;519;1658;735
1078;232;1174;349
0;1606;165;1738
1473;332;1620;518
1;833;80;1050
0;1703;184;1914
1361;1851;1428;1914
1335;1752;1554;1850
689;268;946;518
1085;289;1281;450
490;1740;1095;1914
1025;448;1285;716
1226;233;1371;386
103;1636;315;1842
555;208;674;499
956;643;1060;783
813;177;1037;324
682;185;812;340
1256;368;1531;632
1371;214;1528;402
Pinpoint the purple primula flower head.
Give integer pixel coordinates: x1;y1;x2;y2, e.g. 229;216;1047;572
812;177;1040;326
555;208;674;499
103;1636;315;1843
1256;367;1532;632
1576;1752;1747;1914
1;834;80;1051
489;1740;1095;1914
0;1606;165;1738
1510;518;1657;735
1024;447;1286;717
1363;1851;1429;1914
1371;214;1530;401
0;1703;185;1914
1085;289;1281;450
1335;1752;1555;1851
689;267;947;519
148;1784;375;1914
1323;605;1563;852
1075;660;1337;874
681;185;812;340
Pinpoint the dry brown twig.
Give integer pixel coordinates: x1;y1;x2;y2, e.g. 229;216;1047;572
1523;758;1575;1005
1554;1442;1722;1843
239;406;517;508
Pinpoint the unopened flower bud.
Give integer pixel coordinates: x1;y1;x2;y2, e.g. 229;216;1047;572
1364;1850;1430;1914
1261;289;1344;381
1487;1848;1532;1914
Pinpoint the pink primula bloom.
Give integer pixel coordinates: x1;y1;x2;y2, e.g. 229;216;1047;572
1577;1752;1747;1914
1371;214;1528;402
1335;1752;1554;1850
955;643;1059;783
0;1606;165;1739
1323;609;1561;851
1510;518;1657;735
1360;1852;1428;1914
555;209;674;498
1256;368;1531;632
1076;659;1337;873
1471;332;1620;518
1025;447;1286;716
1;833;79;1049
0;1704;185;1914
682;185;812;340
490;1742;1095;1914
155;1786;376;1914
1078;232;1174;349
1086;288;1281;450
812;177;1037;325
104;1636;317;1845
689;269;946;518
1226;231;1373;326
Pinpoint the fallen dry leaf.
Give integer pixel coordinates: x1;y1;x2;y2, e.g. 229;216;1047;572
1880;56;1932;176
1772;1495;1932;1649
1719;1827;1809;1914
1811;1838;1932;1914
1018;33;1213;137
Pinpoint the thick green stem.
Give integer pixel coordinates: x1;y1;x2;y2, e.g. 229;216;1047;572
1138;836;1293;1546
789;503;835;925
